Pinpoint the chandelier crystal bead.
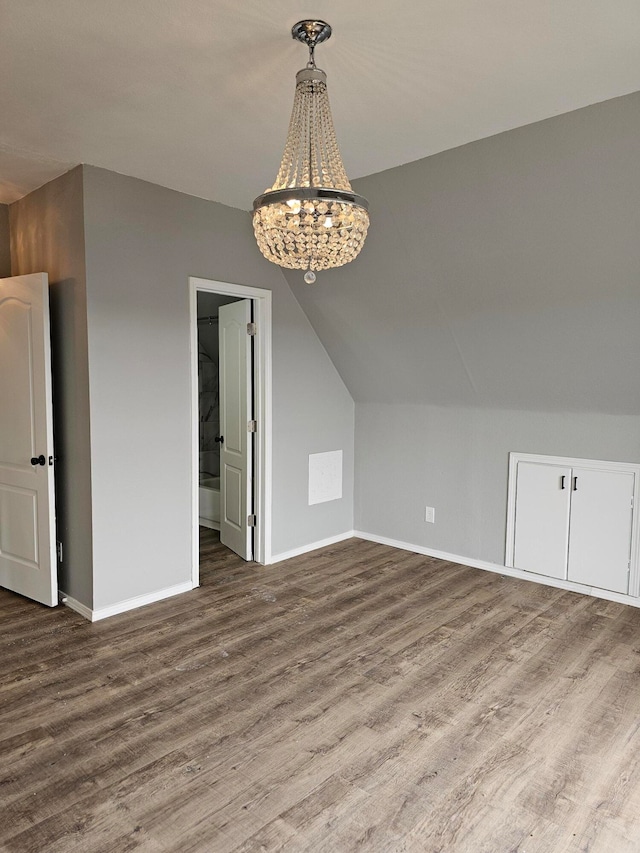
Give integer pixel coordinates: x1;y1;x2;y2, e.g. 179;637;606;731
252;21;369;280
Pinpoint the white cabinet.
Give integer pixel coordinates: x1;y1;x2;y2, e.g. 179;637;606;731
513;462;572;580
566;468;634;592
507;454;638;596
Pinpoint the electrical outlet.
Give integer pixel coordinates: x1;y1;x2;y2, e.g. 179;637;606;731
425;506;435;523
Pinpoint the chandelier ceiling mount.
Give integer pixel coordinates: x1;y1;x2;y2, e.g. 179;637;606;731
291;20;332;57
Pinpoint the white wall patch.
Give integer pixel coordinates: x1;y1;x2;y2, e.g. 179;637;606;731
309;450;343;505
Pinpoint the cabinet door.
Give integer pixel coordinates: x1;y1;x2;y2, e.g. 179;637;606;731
514;462;572;579
567;468;634;594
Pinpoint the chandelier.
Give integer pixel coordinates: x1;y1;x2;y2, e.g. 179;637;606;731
253;20;369;284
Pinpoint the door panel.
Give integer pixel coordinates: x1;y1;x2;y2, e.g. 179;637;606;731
219;299;253;560
0;486;38;564
0;298;35;464
513;462;571;580
567;468;633;594
224;465;242;528
0;274;57;606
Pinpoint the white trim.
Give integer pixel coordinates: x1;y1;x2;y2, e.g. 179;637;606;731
269;530;355;564
189;277;273;586
189;281;199;587
199;518;220;531
60;581;195;622
504;452;520;571
58;591;92;621
505;452;640;596
39;273;58;605
354;530;640;609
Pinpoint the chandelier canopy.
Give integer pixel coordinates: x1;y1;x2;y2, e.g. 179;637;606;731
253;20;369;284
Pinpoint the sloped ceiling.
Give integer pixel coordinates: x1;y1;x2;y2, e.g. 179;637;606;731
1;1;640;206
3;4;639;418
288;93;640;415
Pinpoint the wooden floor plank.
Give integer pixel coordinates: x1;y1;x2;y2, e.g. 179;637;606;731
2;530;640;851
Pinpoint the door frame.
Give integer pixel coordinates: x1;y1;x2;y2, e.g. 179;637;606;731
189;277;272;584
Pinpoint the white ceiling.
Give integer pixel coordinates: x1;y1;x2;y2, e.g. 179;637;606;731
1;1;639;209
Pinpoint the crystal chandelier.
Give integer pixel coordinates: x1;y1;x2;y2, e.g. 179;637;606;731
253;20;369;284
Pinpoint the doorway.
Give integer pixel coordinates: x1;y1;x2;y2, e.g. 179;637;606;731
189;278;272;587
196;292;242;536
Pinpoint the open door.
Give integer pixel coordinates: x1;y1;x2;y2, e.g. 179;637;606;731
219;299;253;560
0;274;57;606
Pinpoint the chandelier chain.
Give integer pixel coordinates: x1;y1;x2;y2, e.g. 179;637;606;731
307;44;316;70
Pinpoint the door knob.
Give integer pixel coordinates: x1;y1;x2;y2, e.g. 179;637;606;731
215;435;224;444
30;455;46;466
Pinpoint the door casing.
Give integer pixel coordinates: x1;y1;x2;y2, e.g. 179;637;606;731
189;277;272;584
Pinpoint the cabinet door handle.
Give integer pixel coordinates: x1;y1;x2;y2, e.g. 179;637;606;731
560;475;565;490
572;476;578;491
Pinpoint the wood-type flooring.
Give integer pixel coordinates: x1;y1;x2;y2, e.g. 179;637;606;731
2;532;640;852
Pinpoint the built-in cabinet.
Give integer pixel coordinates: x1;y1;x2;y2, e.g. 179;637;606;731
506;453;640;598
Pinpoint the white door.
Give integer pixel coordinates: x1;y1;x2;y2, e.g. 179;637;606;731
567;468;634;594
218;299;253;560
0;274;57;606
513;461;571;580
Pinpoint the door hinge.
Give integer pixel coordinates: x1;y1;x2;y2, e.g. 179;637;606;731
56;541;63;563
248;420;257;433
247;322;257;336
248;514;256;527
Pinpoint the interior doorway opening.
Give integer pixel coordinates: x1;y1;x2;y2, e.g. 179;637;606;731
189;278;272;587
196;292;243;535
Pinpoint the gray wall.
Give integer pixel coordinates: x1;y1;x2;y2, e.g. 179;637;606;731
356;404;640;564
0;205;10;277
288;92;640;565
10;167;93;606
81;166;354;610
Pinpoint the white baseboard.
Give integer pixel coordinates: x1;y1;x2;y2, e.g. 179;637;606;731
199;517;220;531
354;530;640;610
58;591;92;621
60;580;195;622
60;530;640;620
269;530;355;564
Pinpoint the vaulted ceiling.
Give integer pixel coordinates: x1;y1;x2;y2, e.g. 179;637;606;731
288;92;640;413
2;1;640;207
